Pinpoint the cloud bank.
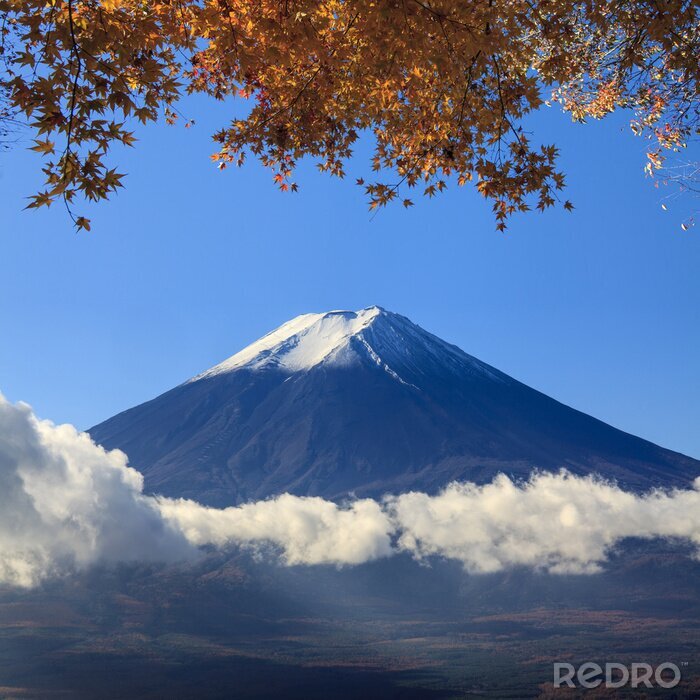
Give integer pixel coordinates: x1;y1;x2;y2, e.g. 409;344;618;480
388;474;700;574
0;396;193;587
158;495;394;566
1;394;700;587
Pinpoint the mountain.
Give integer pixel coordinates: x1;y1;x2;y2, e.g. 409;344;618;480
89;307;700;506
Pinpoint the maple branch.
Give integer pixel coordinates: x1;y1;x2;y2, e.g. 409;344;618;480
64;0;82;169
409;0;478;36
217;0;240;59
457;50;481;133
492;57;524;148
61;0;83;227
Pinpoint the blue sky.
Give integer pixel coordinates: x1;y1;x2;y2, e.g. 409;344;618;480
1;96;699;459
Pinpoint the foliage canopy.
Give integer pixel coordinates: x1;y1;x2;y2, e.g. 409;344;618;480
1;0;698;229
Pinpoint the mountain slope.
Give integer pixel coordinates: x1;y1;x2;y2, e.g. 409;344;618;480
89;307;700;506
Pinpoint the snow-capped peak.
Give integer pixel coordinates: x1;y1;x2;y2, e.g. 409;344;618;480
194;307;389;378
190;305;507;386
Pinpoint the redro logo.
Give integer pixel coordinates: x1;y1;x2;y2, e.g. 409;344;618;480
553;662;681;689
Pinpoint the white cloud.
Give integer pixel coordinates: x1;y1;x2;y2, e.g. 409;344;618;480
1;394;700;588
0;395;192;587
387;473;700;574
158;494;394;566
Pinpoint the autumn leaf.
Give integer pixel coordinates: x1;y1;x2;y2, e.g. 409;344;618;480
75;217;92;232
29;139;55;155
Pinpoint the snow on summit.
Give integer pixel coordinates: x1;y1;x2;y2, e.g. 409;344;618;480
195;306;387;377
189;305;508;385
